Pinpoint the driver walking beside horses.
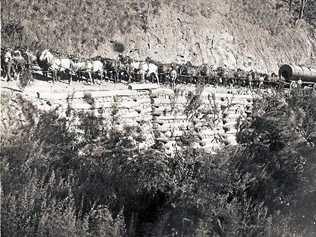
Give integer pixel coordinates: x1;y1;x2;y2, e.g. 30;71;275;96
1;48;28;82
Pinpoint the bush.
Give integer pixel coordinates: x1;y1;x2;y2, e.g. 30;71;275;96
1;88;316;236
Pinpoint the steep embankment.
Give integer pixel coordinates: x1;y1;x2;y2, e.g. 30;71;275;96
1;0;316;72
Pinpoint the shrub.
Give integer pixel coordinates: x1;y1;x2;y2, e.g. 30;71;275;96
1;88;316;236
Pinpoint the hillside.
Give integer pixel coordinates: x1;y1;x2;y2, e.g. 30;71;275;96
1;0;316;73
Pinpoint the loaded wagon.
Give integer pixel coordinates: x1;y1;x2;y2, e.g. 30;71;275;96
279;64;316;84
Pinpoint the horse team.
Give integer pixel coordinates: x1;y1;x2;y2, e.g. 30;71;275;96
1;47;279;88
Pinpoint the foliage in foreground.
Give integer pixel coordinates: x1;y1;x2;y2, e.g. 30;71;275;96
1;89;316;236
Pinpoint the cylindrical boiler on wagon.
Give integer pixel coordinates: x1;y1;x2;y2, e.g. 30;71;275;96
279;64;316;83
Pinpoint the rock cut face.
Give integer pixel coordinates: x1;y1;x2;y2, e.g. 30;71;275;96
93;0;316;74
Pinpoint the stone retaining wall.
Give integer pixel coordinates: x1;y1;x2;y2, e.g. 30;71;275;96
30;86;254;153
1;85;255;153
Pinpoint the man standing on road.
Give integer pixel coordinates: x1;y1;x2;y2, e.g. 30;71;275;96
3;48;13;81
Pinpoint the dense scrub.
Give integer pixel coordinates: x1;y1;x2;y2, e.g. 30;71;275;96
1;87;316;236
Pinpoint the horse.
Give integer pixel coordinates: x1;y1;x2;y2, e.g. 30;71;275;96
245;70;257;88
198;64;209;77
129;60;144;82
102;57;118;82
196;63;212;85
90;60;104;83
258;73;266;88
54;58;75;83
169;66;178;89
116;55;132;83
225;68;236;87
266;72;280;88
72;61;93;83
158;63;179;83
180;62;200;84
36;50;50;79
129;58;159;85
38;49;74;83
204;65;218;85
215;65;235;87
249;70;262;88
37;49;57;81
234;68;248;87
72;60;104;84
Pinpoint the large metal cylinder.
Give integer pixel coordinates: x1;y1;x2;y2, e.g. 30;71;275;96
279;64;316;82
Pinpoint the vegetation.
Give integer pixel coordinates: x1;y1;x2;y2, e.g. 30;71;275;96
1;0;316;235
1;87;316;236
1;0;164;54
1;0;315;58
281;0;316;26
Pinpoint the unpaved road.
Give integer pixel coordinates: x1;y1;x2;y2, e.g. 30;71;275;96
1;78;131;99
1;77;255;101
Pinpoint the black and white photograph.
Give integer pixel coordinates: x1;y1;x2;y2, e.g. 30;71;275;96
1;0;316;236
